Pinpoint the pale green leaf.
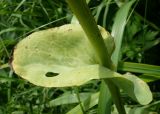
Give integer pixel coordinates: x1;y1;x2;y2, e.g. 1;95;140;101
12;24;152;105
12;24;114;86
129;101;160;114
48;92;91;106
67;92;99;114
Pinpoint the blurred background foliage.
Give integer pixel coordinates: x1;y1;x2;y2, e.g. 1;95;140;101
0;0;160;113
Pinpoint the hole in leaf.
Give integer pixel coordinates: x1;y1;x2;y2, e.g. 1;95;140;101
45;72;59;77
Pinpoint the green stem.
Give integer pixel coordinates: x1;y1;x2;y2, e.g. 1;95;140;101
66;0;112;68
8;70;13;102
74;87;86;114
66;0;126;114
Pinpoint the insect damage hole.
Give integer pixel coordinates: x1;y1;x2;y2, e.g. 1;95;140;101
45;72;59;77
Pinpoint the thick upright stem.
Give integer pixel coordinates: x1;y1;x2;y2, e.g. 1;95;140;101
66;0;126;114
66;0;112;68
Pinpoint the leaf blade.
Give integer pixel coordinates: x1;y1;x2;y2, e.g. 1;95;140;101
12;24;152;105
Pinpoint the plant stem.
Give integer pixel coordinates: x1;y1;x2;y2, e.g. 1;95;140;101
66;0;112;68
66;0;126;114
74;87;86;114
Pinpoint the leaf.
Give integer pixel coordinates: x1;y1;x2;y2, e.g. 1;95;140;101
11;111;24;114
67;92;99;114
48;92;91;106
0;63;9;69
12;24;152;105
143;38;160;51
118;62;160;82
111;0;136;66
118;62;160;77
12;24;114;85
139;74;160;82
129;101;160;114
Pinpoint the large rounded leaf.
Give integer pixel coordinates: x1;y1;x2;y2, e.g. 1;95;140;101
12;24;152;105
12;24;114;80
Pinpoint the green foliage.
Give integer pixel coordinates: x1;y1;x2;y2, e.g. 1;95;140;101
111;0;136;66
118;62;160;82
0;0;160;113
12;23;152;110
122;13;160;62
0;0;72;113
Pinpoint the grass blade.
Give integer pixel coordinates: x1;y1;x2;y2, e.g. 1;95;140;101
66;92;99;114
98;81;112;114
118;62;160;76
111;0;136;66
48;92;91;107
